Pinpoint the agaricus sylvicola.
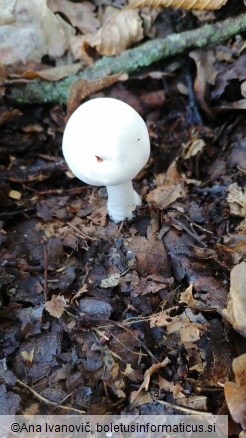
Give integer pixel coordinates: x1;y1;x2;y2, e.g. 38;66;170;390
62;97;150;222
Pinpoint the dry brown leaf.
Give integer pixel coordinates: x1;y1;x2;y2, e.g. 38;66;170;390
156;160;181;185
158;375;173;391
223;262;246;337
0;61;7;84
66;73;128;119
189;49;218;86
0;0;74;64
23;63;83;82
0;108;22;126
150;307;207;346
224;354;246;428
180;283;198;308
45;295;66;318
100;273;120;288
130;390;153;406
233;353;246;387
128;0;228;10
224;382;246;428
130;357;169;403
125;216;171;277
21;349;35;366
8;189;22;200
123;364;143;382
189;49;219;116
48;0;100;34
23;403;40;416
216;232;246;265
146;182;186;210
182;138;206;159
87;8;143;56
69;35;94;64
120;271;173;296
227;183;246;218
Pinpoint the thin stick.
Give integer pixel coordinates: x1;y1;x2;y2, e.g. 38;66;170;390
154;397;213;416
43;245;48;302
16;379;85;414
67;221;97;241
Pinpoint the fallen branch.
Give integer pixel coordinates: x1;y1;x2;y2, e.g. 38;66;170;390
4;13;246;105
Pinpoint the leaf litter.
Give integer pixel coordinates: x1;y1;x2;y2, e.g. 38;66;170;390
0;0;246;433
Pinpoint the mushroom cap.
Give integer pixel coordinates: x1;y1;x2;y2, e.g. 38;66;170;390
62;97;150;186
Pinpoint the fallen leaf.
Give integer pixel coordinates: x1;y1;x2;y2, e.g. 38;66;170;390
189;49;218;116
0;108;22;126
146;182;186;210
100;273;120;288
21;349;35;366
130;390;153;407
66;73;128;119
198;319;232;386
216;232;246;265
164;228;228;311
23;402;39;416
0;384;20;415
227;183;246;217
158;376;173;391
223;262;246;337
180;324;201;343
0;0;74;64
123;364;143;382
130;357;169;402
87;7;143;56
0;61;7;84
233;353;246;386
45;295;66;318
23;63;83;81
125;217;171;277
48;0;100;34
212;53;246;100
224;354;246;428
69;34;95;64
88;214;108;231
15;333;61;383
8;190;22;200
15;304;45;337
79;298;112;319
150;307;207;347
182;138;206;159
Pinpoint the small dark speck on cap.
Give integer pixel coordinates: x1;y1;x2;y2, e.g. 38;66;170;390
95;155;103;162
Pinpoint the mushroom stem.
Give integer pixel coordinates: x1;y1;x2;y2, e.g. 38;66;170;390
106;181;141;222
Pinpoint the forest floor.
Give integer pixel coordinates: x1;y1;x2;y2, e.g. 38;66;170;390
0;1;246;435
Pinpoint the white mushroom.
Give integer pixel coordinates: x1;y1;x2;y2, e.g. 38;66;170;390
62;97;150;222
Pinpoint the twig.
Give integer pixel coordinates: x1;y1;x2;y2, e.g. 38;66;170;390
67;221;97;241
16;378;85;414
154;397;213;416
43;245;48;302
113;321;158;363
22;184;90;196
4;14;246;105
0;259;42;272
71;266;92;303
